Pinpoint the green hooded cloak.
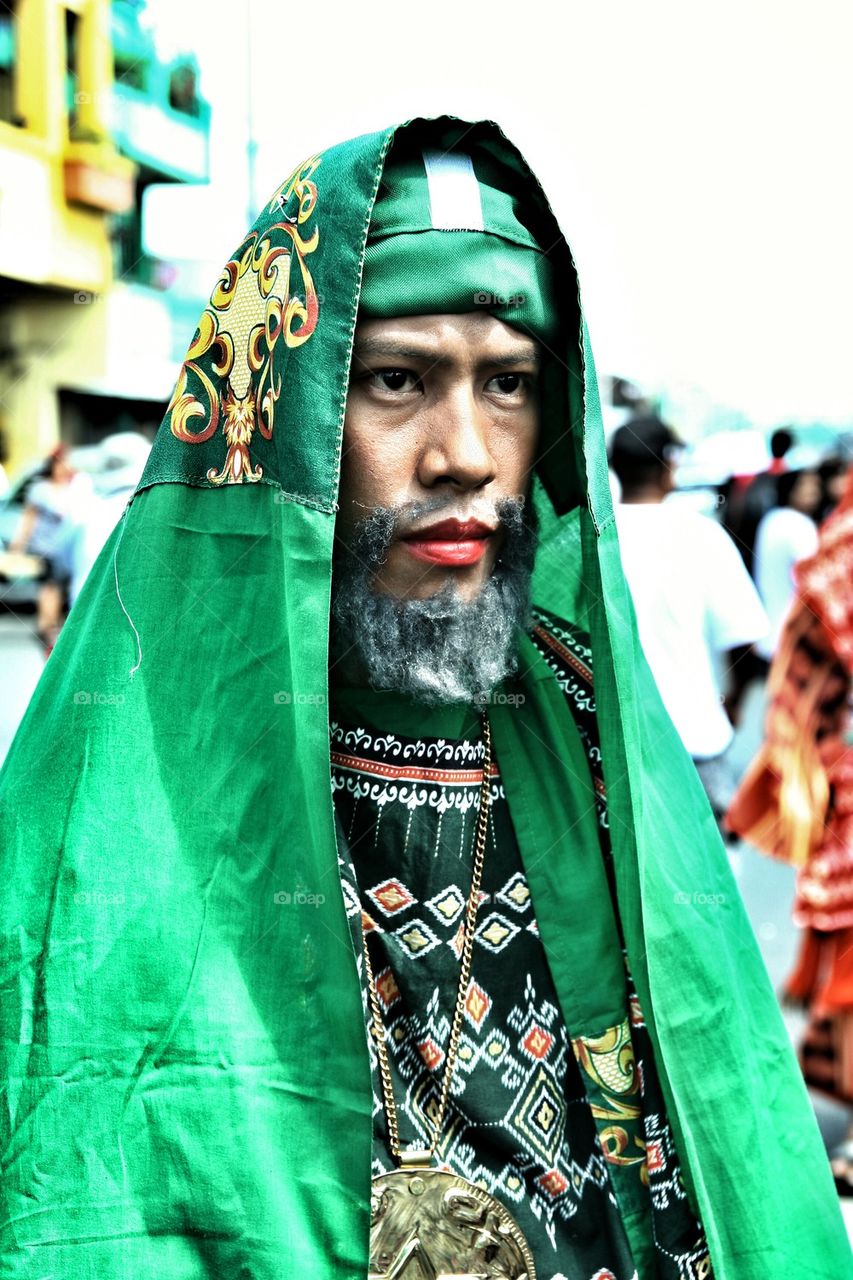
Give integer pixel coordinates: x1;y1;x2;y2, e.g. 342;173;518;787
0;116;849;1279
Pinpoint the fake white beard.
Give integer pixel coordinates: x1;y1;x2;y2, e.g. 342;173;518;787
330;497;537;705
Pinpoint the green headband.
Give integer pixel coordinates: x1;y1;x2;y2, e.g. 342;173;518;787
359;146;560;346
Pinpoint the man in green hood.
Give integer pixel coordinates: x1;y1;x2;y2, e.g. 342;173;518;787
0;117;849;1280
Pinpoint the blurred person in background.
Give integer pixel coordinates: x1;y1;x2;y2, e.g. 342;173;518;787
611;416;769;830
722;426;793;575
817;454;850;526
0;427;10;499
767;427;794;477
753;467;821;665
8;443;92;656
727;465;853;1192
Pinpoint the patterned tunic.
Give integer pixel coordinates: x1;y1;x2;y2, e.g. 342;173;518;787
330;610;714;1280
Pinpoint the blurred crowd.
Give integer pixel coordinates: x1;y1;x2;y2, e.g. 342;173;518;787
610;417;853;1192
0;432;151;655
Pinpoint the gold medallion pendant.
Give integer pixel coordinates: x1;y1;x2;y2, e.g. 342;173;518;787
369;1166;536;1279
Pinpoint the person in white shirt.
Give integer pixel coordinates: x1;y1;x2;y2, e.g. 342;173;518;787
610;417;769;825
753;468;821;660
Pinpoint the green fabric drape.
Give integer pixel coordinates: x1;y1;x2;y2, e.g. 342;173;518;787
0;115;850;1278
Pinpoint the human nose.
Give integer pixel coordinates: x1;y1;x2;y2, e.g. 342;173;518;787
417;386;496;491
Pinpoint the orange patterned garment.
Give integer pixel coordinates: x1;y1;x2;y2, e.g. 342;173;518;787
726;468;853;1099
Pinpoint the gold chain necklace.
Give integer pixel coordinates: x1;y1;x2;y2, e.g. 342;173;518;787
360;716;537;1279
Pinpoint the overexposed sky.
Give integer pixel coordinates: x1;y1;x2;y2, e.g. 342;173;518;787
147;0;853;433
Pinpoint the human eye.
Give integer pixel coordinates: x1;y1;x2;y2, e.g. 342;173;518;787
364;368;423;394
484;372;535;399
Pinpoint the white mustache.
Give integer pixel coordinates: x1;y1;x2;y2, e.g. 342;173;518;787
352;495;522;535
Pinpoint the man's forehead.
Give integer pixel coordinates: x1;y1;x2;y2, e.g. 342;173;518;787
352;316;542;368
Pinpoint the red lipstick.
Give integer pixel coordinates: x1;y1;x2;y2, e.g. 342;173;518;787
402;518;495;567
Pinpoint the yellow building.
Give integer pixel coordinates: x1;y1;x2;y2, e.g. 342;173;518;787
0;0;210;477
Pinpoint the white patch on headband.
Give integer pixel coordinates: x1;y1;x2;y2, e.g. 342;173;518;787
422;150;485;231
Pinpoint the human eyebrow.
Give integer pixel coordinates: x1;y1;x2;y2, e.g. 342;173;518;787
351;340;442;365
481;349;542;369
